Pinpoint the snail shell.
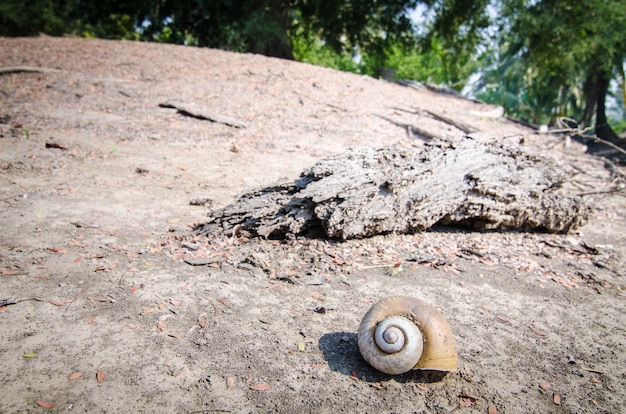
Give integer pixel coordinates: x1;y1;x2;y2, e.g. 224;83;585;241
358;296;457;375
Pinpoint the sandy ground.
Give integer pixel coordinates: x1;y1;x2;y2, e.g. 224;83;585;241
0;36;625;413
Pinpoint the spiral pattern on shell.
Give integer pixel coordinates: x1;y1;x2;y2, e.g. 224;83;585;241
358;296;458;375
374;316;413;353
359;314;424;375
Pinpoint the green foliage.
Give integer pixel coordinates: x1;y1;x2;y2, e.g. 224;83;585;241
1;0;624;133
360;40;455;85
291;28;462;87
291;0;480;88
293;0;420;66
608;71;626;134
507;0;625;78
610;117;626;135
481;0;626;130
412;0;490;89
0;0;71;36
474;43;568;125
74;13;141;40
291;27;361;73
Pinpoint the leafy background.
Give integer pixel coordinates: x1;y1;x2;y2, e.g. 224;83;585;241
1;0;624;135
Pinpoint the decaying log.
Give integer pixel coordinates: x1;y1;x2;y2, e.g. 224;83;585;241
197;135;590;239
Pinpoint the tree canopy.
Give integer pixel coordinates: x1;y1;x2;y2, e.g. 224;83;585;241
481;0;626;141
1;0;624;138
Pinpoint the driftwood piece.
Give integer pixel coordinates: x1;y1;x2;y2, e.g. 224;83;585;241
197;136;590;239
159;100;247;128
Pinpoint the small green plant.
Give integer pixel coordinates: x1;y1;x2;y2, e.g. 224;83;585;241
22;129;30;138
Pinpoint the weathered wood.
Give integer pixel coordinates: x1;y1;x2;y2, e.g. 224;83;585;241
159;100;247;128
197;135;590;239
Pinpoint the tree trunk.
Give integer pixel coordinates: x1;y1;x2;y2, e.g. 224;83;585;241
197;136;589;240
581;72;600;128
268;0;294;59
593;69;620;143
581;69;621;144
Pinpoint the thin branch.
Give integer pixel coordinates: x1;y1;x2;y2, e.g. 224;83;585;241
0;297;43;307
159;101;247;128
374;113;446;142
394;106;478;134
0;66;61;76
543;116;626;156
585;134;626;156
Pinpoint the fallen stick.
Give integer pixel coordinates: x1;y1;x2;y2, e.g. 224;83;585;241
159;100;247;128
0;66;61;75
0;297;44;307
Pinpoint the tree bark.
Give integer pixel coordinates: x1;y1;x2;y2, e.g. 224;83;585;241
581;69;621;145
581;72;600;128
593;69;620;143
197;136;590;240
